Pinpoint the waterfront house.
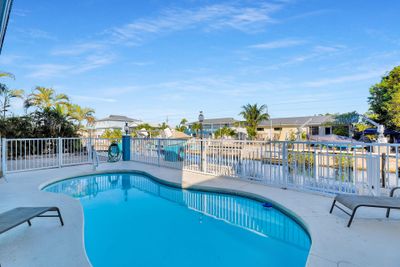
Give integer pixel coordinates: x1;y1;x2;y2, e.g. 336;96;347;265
93;115;143;137
257;115;335;141
187;117;238;137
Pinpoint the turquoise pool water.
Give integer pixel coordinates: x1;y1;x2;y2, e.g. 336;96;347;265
44;172;311;267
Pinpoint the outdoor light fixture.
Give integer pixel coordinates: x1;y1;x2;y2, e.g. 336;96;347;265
198;111;205;139
124;122;129;135
198;111;204;123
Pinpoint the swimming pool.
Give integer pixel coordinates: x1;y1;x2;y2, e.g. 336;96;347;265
44;172;311;267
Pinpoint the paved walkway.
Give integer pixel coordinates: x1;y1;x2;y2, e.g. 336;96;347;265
0;161;399;267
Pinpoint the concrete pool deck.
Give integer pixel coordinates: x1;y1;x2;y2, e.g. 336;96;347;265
0;161;399;267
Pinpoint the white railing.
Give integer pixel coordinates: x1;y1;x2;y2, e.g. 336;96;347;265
131;138;187;169
130;138;400;195
3;136;400;195
1;137;121;173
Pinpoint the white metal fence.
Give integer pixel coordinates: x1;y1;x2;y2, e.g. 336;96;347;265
2;137;400;196
1;137;120;173
130;138;400;196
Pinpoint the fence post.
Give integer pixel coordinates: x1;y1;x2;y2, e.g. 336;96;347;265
282;141;288;185
200;139;204;172
157;139;161;166
381;153;386;188
122;135;131;161
1;138;7;175
366;154;380;196
203;140;207;173
87;137;92;163
58;137;62;167
314;150;319;180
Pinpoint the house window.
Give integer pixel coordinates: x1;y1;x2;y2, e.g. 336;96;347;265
325;127;331;135
310;126;319;135
257;128;264;131
274;127;282;131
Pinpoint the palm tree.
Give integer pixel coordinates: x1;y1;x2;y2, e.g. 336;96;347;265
0;72;15;79
0;72;24;119
159;122;169;130
68;104;95;129
175;118;188;132
54;102;71;117
191;122;201;137
25;86;69;111
214;126;236;139
0;85;24;119
239;103;269;139
180;118;188;126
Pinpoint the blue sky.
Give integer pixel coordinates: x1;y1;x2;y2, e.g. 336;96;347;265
1;0;400;125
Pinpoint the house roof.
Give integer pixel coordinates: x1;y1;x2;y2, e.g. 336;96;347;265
96;115;141;123
259;115;334;127
170;130;191;139
188;117;237;125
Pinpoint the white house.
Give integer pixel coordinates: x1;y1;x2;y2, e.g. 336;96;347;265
257;115;335;141
93;115;142;137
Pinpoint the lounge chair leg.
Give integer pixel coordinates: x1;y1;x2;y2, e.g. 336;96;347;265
329;200;336;213
27;220;31;226
386;208;391;218
347;207;358;227
56;208;64;226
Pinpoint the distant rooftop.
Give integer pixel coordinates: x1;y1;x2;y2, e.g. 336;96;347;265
96;115;141;123
188;117;237;125
259;115;334;127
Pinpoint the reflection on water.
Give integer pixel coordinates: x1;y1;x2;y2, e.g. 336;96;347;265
46;173;311;251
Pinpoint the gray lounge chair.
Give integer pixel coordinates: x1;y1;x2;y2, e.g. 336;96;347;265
330;187;400;227
0;207;64;234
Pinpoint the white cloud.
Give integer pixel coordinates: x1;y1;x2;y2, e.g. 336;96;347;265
26;63;72;78
108;2;286;45
16;28;56;40
260;44;346;70
12;8;30;17
130;61;154;66
365;29;400;46
51;42;106;56
249;39;306;49
284;9;333;21
101;86;143;97
73;54;116;73
70;95;117;103
0;54;23;65
313;45;346;53
26;53;116;78
303;69;386;88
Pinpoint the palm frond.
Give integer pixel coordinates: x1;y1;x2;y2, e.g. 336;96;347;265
0;72;15;79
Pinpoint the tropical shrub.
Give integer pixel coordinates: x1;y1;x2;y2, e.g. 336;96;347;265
101;129;123;139
214;126;236;139
0;109;77;138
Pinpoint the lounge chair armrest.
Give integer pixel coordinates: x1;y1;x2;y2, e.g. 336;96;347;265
390;187;400;197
